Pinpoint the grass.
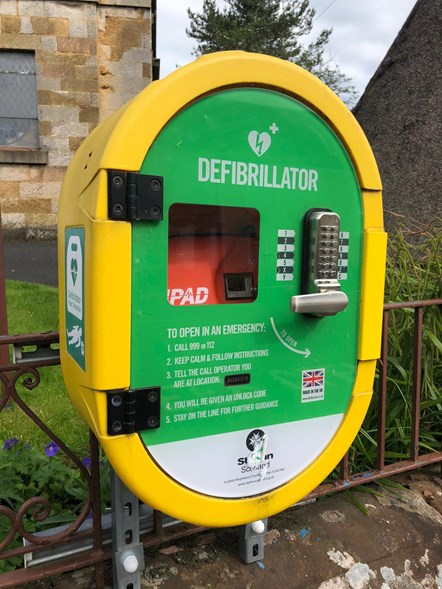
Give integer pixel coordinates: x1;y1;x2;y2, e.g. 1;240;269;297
5;281;59;334
2;280;89;458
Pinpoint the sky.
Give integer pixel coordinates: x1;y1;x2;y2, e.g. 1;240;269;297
156;0;417;100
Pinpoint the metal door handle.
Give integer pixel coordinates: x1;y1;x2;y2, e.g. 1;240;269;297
290;291;348;316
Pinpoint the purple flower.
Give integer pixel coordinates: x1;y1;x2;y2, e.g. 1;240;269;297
82;456;91;469
3;437;19;450
44;441;60;457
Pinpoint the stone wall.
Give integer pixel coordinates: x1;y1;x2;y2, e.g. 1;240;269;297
0;0;152;239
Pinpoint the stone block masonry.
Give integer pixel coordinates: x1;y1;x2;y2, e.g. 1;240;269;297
0;0;152;240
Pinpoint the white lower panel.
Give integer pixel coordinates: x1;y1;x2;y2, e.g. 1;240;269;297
148;413;344;498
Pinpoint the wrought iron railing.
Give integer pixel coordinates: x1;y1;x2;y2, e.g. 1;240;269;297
0;299;441;588
309;299;442;499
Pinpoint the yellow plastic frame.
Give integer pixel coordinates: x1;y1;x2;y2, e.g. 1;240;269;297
58;51;387;527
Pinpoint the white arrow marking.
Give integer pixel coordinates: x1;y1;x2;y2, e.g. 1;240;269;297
270;317;311;358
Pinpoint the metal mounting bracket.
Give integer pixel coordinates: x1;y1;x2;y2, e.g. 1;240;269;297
111;468;145;589
238;519;268;564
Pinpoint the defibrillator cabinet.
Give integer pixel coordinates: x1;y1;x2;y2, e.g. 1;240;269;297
58;51;387;527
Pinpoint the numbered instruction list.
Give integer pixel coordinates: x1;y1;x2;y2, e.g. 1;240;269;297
163;322;279;425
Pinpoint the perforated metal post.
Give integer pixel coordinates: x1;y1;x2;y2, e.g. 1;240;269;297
238;519;268;564
111;469;145;589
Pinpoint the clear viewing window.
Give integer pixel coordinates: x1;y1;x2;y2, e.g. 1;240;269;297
168;204;260;306
0;51;39;148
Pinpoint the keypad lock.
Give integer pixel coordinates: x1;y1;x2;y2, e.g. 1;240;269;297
291;209;348;317
308;211;341;292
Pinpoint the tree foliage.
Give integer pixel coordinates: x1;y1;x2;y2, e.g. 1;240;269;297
187;0;357;104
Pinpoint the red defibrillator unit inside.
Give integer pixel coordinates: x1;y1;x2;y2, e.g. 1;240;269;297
167;203;260;306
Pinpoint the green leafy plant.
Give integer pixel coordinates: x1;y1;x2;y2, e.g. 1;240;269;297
1;438;86;515
0;439;80;572
0;437;110;572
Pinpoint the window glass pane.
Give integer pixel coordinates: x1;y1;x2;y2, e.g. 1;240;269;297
0;51;39;148
0;73;37;118
168;204;260;306
0;118;39;147
0;52;36;75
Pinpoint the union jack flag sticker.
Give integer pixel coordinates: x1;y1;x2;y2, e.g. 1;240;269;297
301;369;325;402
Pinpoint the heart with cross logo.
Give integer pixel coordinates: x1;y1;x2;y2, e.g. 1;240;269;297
248;130;271;157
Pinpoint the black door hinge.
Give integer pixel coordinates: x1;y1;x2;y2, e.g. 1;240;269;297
107;387;161;436
108;170;163;221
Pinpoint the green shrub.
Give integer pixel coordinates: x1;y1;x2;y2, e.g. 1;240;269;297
0;437;110;572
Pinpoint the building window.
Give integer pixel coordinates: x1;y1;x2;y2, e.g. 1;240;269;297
0;51;40;149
